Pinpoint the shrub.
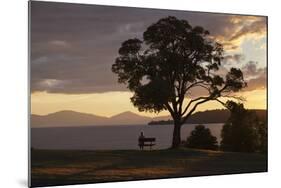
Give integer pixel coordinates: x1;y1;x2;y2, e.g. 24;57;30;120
186;125;218;150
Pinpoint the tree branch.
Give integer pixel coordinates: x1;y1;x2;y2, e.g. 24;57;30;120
220;94;246;102
180;83;233;124
181;96;210;116
181;97;212;124
214;98;226;107
164;103;175;120
185;81;205;92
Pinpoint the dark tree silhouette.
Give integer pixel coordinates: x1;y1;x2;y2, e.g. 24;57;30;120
112;16;246;148
186;125;218;150
257;120;267;153
221;101;266;152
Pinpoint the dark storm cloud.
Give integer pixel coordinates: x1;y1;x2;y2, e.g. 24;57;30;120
30;1;266;94
242;61;265;77
223;54;245;65
242;61;267;91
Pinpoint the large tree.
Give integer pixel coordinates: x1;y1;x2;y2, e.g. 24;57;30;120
112;16;246;148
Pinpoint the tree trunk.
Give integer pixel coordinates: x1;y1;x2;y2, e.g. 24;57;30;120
171;121;182;149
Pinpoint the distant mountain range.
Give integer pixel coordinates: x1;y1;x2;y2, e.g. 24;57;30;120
31;109;267;128
31;110;152;128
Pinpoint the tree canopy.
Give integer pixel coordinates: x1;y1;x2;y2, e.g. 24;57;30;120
221;101;267;153
112;16;247;148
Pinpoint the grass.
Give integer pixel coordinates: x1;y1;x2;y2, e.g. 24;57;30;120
31;148;267;187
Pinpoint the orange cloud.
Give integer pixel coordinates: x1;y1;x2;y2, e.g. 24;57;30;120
214;16;267;51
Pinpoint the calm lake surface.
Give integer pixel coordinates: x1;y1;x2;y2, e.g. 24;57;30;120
31;124;224;150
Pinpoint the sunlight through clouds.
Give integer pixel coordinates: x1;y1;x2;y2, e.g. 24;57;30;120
30;2;267;116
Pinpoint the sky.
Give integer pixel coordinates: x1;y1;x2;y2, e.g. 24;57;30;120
30;1;267;117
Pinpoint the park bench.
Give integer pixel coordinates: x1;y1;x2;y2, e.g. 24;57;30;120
138;137;156;150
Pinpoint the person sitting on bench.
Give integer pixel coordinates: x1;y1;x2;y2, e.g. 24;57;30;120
138;132;156;150
138;132;145;150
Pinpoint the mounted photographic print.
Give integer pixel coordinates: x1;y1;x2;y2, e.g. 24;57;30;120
29;1;268;187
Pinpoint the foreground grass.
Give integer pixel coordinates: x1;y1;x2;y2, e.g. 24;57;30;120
31;148;267;187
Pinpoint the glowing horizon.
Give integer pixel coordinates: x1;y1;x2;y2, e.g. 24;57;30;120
30;3;267;118
31;88;266;117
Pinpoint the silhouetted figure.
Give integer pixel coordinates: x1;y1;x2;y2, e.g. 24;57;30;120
138;132;156;150
138;132;145;150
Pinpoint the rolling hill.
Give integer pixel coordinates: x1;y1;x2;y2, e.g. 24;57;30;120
31;110;152;128
31;109;267;128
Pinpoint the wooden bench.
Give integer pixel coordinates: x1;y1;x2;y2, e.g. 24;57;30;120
138;137;156;150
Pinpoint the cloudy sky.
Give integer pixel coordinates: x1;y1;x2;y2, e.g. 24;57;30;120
30;1;267;117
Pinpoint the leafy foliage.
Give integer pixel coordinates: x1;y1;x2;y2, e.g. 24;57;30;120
221;101;267;153
112;16;247;148
112;16;246;114
186;125;218;150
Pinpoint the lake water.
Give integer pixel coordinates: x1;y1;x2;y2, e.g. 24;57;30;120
31;123;224;150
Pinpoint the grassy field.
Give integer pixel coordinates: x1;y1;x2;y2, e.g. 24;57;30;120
31;148;267;187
